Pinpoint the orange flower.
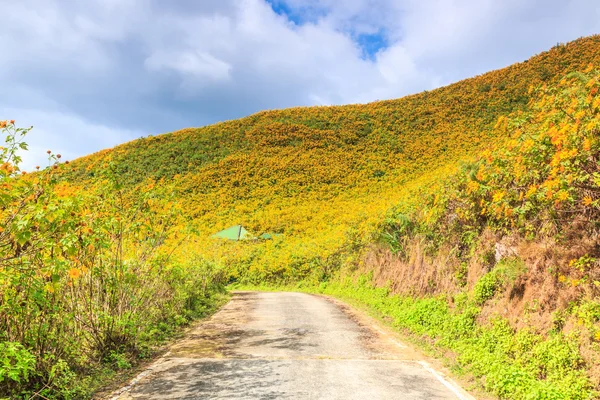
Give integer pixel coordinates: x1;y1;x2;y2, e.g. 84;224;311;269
68;268;81;280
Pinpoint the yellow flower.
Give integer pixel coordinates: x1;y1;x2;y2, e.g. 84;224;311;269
556;190;569;202
521;138;535;152
68;268;81;280
571;279;580;287
526;185;537;198
475;169;485;181
466;180;479;194
570;98;579;108
583;196;593;206
492;190;505;203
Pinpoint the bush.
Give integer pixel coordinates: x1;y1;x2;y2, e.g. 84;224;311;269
0;122;227;398
473;272;501;304
0;342;36;385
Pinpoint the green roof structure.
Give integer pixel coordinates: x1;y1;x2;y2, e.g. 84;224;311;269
212;225;255;241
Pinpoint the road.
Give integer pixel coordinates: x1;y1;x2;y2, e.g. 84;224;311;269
112;292;474;400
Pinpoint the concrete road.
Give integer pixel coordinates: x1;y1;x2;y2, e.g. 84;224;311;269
112;292;474;400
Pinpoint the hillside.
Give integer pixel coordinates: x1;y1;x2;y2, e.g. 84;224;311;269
60;36;600;283
3;35;600;399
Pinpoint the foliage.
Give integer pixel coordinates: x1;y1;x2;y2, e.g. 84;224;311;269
473;258;526;305
0;342;35;385
473;271;501;305
372;68;600;398
4;35;600;397
0;122;227;398
59;36;600;284
383;68;600;283
453;68;600;236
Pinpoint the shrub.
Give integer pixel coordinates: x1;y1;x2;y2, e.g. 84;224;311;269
0;342;36;385
474;272;501;305
0;122;226;398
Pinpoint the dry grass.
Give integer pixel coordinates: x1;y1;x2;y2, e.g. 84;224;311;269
366;240;460;297
362;226;600;387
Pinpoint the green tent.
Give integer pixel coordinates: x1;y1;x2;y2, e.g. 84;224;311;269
212;225;255;241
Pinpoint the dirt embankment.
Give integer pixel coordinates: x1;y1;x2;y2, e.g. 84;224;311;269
363;227;600;384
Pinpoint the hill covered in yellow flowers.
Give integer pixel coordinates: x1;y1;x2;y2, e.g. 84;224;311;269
6;35;600;399
62;35;600;283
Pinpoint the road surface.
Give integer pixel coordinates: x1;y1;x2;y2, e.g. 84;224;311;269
112;292;474;400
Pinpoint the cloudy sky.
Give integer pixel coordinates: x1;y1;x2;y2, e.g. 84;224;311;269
1;0;599;169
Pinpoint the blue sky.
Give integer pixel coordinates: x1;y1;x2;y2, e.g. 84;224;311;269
0;0;599;169
267;0;326;25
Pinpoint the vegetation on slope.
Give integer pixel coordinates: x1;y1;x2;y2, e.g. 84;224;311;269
355;67;600;399
3;36;600;398
245;68;600;399
61;36;600;284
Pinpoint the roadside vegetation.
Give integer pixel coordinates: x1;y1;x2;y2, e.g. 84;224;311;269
313;269;593;400
321;68;600;399
2;35;600;398
0;123;227;398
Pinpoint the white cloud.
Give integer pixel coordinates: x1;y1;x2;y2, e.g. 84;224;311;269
145;51;233;84
3;108;141;171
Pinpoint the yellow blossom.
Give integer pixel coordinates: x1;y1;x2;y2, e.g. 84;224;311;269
68;268;81;280
556;190;569;202
492;190;505;203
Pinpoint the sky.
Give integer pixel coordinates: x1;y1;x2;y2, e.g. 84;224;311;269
1;0;599;169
